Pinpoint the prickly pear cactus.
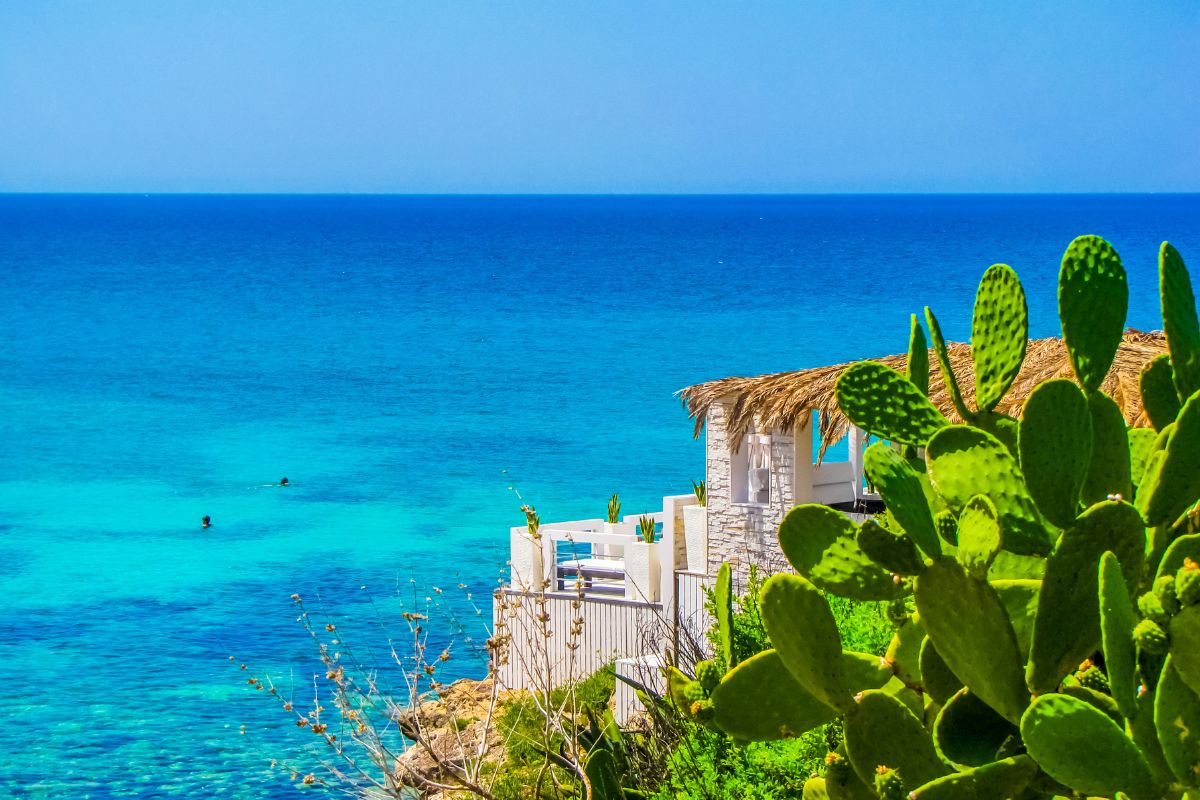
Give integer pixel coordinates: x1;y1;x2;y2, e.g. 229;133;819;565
971;263;1028;412
873;766;906;800
1161;241;1200;399
687;237;1200;800
835;361;948;447
1059;234;1129;393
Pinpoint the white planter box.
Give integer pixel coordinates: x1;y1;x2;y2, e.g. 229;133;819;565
624;540;661;602
598;522;635;557
509;529;547;592
683;505;708;574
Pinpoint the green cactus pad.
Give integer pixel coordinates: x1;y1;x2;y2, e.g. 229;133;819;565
907;755;1038;800
708;650;834;740
1059;682;1122;724
986;551;1046;581
873;767;905;800
1020;693;1159;800
933;509;957;546
972;263;1028;412
975;410;1021;457
991;579;1041;660
915;558;1028;724
955;495;1002;579
933;687;1020;769
1130;683;1176;786
778;504;904;600
926;425;1053;556
1059;235;1129;393
925;306;974;420
1027;500;1145;694
1156;534;1200;582
1019;379;1091;528
1138;389;1200;526
884;616;925;687
835;361;949;447
665;666;695;711
1162;242;1200;399
1141;354;1183;431
760;573;853;713
1179;563;1200;607
1098;551;1139;720
857;518;924;576
823;751;876;800
918;636;962;705
842;690;951;789
842;649;896;691
1169;605;1200;700
1154;656;1200;787
908;313;930;397
801;777;830;800
1083;390;1134;506
1129;427;1159;489
863;443;941;557
884;679;925;719
714;562;734;667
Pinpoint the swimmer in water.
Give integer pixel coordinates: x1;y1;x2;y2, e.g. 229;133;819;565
202;515;211;529
280;477;289;486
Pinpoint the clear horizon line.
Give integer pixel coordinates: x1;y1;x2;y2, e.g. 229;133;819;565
1;190;1197;197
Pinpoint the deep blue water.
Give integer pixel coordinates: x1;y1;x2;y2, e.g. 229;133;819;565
0;194;1197;797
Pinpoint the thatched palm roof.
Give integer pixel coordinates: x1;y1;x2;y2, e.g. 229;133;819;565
679;330;1166;458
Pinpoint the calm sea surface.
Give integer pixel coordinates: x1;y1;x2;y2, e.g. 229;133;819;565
1;194;1197;797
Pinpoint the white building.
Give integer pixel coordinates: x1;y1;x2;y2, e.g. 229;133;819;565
491;332;1164;721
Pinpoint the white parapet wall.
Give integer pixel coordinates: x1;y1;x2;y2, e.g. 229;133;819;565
615;654;666;726
492;589;670;692
493;494;711;695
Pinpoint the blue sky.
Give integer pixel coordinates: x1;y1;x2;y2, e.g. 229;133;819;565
0;2;1196;193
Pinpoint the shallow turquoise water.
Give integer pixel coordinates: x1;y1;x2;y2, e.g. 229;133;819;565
1;194;1197;796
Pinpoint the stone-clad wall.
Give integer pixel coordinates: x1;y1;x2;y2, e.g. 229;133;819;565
703;402;799;585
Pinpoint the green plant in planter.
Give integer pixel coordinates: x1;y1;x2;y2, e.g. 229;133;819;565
692;479;708;507
637;515;656;544
607;493;622;524
692;237;1200;799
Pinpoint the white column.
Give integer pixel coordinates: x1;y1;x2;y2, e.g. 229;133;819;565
848;425;866;504
509;527;548;592
793;412;815;504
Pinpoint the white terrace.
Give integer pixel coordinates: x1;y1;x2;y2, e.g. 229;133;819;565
493;417;875;722
491;333;1165;723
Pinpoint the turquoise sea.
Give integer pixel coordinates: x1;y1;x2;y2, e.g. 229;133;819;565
1;194;1197;797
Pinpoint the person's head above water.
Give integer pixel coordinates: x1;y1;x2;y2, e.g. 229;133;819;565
202;515;211;527
280;477;289;486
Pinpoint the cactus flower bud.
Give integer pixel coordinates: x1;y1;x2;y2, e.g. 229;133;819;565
1074;661;1111;694
1155;574;1182;616
682;679;707;705
1134;619;1170;654
1176;558;1200;607
695;660;721;694
1137;591;1171;627
874;766;906;800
